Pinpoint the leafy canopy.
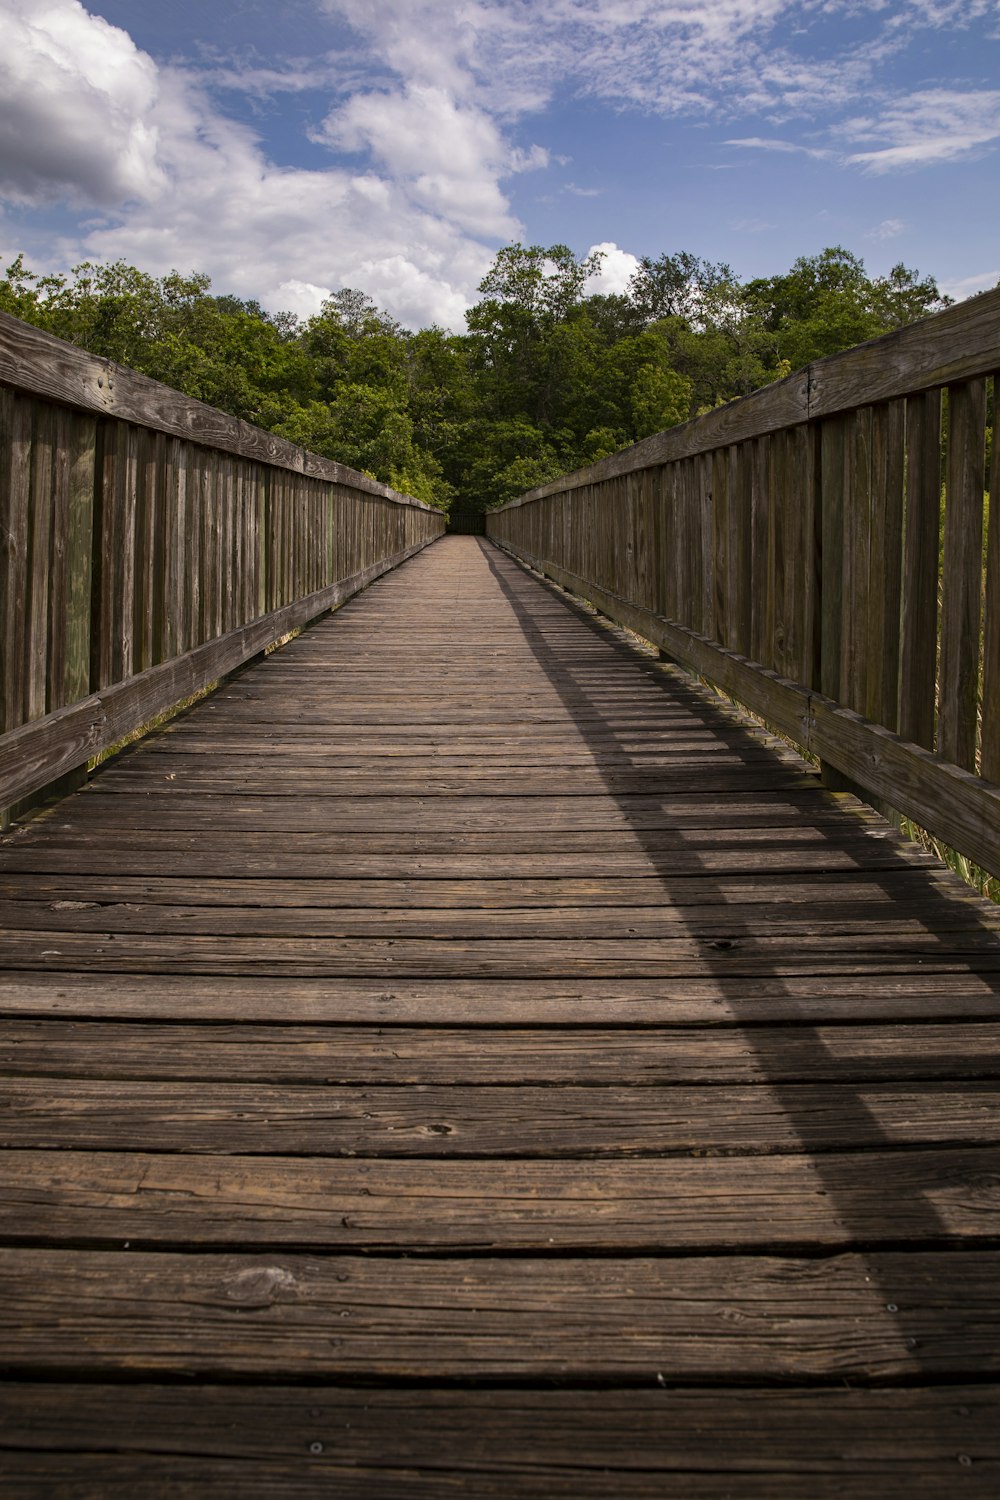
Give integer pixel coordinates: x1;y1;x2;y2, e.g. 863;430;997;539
0;242;953;513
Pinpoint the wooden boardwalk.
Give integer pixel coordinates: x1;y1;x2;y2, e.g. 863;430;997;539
2;534;1000;1495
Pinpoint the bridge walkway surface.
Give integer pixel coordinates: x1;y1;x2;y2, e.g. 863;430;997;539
1;534;1000;1495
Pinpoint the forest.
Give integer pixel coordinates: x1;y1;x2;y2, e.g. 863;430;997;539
0;243;949;514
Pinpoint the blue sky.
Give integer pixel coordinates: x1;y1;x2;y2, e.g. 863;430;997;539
1;0;998;330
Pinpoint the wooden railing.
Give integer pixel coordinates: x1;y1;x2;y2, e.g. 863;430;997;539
0;312;445;819
489;288;1000;878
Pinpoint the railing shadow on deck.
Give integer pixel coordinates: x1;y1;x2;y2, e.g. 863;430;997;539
488;285;1000;890
481;536;1000;1383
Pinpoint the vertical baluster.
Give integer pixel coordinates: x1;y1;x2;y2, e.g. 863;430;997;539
866;400;906;731
0;391;30;731
982;374;1000;782
841;407;873;713
765;430;785;674
750;436;769;665
712;447;729;645
938;379;987;770
46;408;71;713
25;402;54;722
63;414;96;704
731;444;752;657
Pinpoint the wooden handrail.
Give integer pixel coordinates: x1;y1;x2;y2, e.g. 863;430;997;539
0;311;445;816
489;286;1000;878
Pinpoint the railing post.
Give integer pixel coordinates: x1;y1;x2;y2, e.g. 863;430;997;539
817;413;853;792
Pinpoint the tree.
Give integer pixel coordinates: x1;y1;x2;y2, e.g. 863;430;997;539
627;251;736;327
0;241;955;513
742;247;949;370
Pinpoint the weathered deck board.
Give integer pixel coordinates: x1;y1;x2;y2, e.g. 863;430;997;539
2;534;1000;1494
3;1247;1000;1379
3;1148;1000;1248
5;1077;1000;1155
2;970;997;1023
6;1017;1000;1082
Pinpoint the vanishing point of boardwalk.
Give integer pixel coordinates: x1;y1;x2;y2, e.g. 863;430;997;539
1;535;1000;1495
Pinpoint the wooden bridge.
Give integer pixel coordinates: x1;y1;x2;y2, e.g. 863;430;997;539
2;299;1000;1494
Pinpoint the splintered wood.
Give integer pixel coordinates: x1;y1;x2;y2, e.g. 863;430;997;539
2;536;1000;1495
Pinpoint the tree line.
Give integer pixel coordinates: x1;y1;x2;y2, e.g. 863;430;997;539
0;244;950;513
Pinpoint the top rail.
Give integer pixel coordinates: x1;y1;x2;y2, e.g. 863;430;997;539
489;286;1000;878
0;312;445;816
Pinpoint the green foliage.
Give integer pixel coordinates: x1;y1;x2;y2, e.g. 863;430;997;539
743;246;950;370
1;241;948;515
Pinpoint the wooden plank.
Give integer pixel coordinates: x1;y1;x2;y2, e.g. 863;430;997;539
765;430;783;673
6;928;998;979
938;380;987;769
1;1078;998;1154
93;421;132;688
840;407;872;713
750;433;770;664
3;1018;999;1084
25;791;845;831
44;407;70;712
0;841;954;880
984;373;1000;782
898;389;942;750
866;401;905;730
1;1247;999;1378
1;1452;990;1500
793;423;820;690
2;965;994;1025
24;401;54;722
2;1383;997;1497
61;411;96;706
0;870;970;910
90;768;813;798
2;819;918;865
160;438;185;663
507;551;814;744
138;428;167;672
0;390;31;734
1;1147;998;1249
1;894;992;940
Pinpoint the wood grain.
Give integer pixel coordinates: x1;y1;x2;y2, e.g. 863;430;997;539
0;310;440;504
0;318;444;816
2;1247;999;1379
507;552;1000;877
2;1147;998;1248
490;295;1000;880
2;535;999;1494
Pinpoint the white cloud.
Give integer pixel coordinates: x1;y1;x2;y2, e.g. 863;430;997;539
844;90;1000;172
868;218;906;240
314;83;545;237
726;137;833;160
273;278;333;320
1;0;997;332
585;242;640;296
0;0;505;327
321;0;994;125
939;268;1000;301
0;0;165;204
201;62;343;98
